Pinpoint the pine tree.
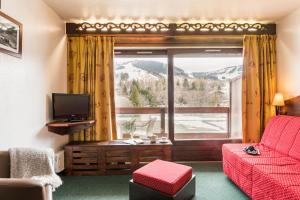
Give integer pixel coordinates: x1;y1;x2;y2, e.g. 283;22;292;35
129;85;140;107
199;80;205;91
120;73;129;82
131;80;141;90
191;81;197;90
122;85;128;95
183;78;189;88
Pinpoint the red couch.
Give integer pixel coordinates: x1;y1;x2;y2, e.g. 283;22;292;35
223;115;300;199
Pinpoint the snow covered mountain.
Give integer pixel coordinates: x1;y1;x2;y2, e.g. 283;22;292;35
116;62;162;81
115;60;242;81
192;65;243;80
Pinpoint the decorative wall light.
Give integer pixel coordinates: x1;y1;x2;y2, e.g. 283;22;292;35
66;22;276;35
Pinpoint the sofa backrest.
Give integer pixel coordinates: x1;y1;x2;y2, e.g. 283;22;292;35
0;151;10;178
260;115;300;160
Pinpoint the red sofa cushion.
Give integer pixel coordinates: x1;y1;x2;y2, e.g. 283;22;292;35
223;115;300;199
288;127;300;160
223;159;253;196
261;115;300;160
253;164;300;200
275;117;300;156
133;159;192;195
223;144;297;179
222;143;256;179
260;115;295;151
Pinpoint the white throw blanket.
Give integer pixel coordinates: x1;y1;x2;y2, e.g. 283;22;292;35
9;147;62;191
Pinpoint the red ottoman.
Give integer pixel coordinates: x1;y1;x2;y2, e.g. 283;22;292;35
129;159;196;200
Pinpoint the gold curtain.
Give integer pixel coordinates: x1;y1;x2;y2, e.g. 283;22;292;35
242;35;277;143
67;36;117;141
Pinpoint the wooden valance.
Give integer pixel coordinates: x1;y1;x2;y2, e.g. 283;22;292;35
66;22;276;36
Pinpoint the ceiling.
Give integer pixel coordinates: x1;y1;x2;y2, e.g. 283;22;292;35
43;0;300;23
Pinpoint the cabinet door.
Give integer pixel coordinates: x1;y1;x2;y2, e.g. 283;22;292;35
137;146;171;167
71;147;99;175
104;147;132;175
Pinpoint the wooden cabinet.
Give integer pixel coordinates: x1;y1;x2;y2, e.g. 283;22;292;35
65;140;172;175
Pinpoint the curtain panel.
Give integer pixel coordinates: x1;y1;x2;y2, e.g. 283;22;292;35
67;36;117;141
242;35;277;143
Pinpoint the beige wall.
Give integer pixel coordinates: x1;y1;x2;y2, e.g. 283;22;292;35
277;7;300;99
0;0;68;150
230;77;242;139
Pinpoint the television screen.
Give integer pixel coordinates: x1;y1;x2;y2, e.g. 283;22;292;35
52;93;90;121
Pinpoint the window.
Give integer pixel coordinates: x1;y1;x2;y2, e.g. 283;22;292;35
114;49;243;140
114;51;168;139
173;51;243;139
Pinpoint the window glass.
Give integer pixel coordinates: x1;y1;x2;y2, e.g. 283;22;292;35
114;56;168;139
173;54;243;139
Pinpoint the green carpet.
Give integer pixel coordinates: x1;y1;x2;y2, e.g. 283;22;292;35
54;162;249;200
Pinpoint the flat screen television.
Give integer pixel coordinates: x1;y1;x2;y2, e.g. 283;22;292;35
52;93;90;121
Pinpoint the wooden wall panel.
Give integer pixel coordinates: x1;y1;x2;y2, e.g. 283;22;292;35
282;96;300;116
172;139;242;161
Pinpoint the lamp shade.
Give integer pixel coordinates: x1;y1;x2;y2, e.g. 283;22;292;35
272;93;285;106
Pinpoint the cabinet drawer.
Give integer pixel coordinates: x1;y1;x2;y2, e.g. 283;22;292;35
71;147;99;173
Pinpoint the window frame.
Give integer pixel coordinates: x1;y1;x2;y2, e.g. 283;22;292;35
114;48;243;143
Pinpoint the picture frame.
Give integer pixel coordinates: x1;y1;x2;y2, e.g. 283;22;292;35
0;11;22;58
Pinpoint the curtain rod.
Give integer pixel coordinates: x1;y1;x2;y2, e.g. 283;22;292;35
66;22;276;36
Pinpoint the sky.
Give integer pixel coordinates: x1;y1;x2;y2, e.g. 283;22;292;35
115;56;243;73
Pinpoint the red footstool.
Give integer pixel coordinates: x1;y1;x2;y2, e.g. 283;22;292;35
129;159;196;200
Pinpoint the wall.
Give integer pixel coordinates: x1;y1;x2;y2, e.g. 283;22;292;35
0;0;68;151
277;7;300;99
230;77;242;139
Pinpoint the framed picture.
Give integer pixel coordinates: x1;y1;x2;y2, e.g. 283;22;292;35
0;11;22;58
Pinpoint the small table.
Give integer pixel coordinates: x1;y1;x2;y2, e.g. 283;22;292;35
46;120;95;135
65;139;173;175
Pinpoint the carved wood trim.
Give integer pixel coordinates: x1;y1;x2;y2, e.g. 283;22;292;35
66;22;276;36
